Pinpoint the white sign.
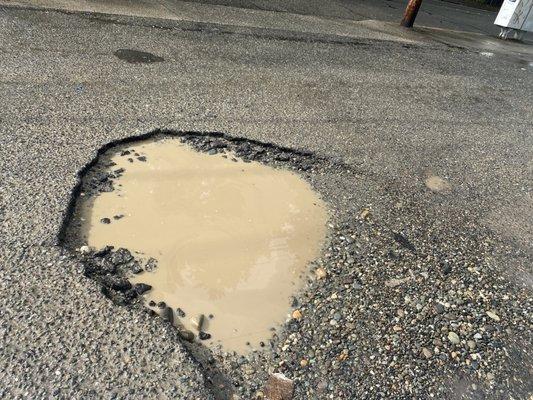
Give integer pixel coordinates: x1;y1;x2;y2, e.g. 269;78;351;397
494;0;533;31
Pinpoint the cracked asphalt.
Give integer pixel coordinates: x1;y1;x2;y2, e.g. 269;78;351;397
0;2;531;399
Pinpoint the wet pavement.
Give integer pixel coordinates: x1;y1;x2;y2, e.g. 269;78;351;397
5;0;531;62
113;48;165;63
3;0;508;35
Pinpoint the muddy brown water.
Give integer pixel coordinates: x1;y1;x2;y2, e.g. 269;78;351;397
79;138;328;353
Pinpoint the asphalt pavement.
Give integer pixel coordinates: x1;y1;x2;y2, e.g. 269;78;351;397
0;1;531;399
182;0;504;34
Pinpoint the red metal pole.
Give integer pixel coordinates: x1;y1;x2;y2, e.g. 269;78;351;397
401;0;423;28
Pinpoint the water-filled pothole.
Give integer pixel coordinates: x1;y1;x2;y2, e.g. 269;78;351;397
66;134;328;353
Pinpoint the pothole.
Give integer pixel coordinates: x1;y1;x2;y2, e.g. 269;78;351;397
63;133;328;354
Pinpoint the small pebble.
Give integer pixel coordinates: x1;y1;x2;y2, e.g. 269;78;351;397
191;314;205;331
448;331;460;344
486;310;500;321
422;347;433;359
79;245;92;254
178;330;194;342
315;267;327;279
360;207;371;219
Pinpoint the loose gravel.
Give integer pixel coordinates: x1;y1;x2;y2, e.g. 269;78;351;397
180;135;533;399
64;132;532;399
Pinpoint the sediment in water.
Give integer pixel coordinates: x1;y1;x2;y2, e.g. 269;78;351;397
64;133;329;354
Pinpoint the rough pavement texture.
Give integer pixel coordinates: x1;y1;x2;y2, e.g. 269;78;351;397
4;0;532;60
0;4;532;399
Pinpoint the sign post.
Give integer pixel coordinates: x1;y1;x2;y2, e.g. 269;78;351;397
401;0;424;27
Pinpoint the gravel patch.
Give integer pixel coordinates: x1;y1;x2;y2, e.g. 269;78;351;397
62;132;532;399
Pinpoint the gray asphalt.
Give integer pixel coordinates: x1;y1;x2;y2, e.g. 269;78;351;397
0;2;532;399
183;0;504;35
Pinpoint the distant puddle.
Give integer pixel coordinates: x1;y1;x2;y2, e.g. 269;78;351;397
78;138;327;353
114;49;164;64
